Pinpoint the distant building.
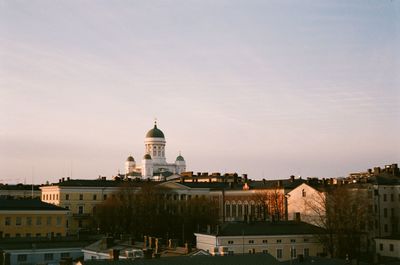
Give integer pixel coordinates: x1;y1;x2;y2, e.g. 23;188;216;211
40;178;145;235
0;239;91;265
124;122;186;180
0;184;41;199
194;221;325;261
0;198;69;239
375;236;400;259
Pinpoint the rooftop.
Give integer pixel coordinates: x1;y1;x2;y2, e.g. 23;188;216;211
0;198;67;211
200;221;325;237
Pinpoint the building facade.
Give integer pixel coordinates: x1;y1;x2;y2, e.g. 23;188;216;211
0;199;69;239
195;221;324;261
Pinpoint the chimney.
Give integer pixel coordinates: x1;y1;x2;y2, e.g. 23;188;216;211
109;249;120;261
184;242;191;254
290;175;295;182
277;180;282;187
144;236;148;248
155;238;159;254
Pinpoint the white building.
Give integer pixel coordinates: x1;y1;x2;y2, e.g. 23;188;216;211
124;122;186;180
195;221;325;262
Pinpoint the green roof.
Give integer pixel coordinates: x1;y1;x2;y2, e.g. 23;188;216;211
146;124;165;138
176;155;185;161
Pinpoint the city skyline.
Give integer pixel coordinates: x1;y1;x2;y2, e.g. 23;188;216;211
1;0;399;184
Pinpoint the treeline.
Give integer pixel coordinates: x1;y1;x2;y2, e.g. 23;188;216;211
93;183;219;244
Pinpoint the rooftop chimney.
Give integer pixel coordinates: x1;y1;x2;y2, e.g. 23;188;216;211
109;249;120;261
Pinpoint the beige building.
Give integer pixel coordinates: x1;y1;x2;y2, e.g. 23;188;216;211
0;198;69;238
195;221;324;261
375;236;400;259
40;178;142;234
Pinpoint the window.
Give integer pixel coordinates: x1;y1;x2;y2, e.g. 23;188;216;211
56;233;62;237
225;204;231;217
27;217;32;226
78;206;84;214
238;204;243;217
276;239;282;243
44;253;54;261
16;233;21;238
66;194;70;200
61;253;70;258
391;194;394;201
17;255;27;262
232;204;237;217
36;233;41;237
78;220;83;228
16;217;21;226
26;233;31;238
5;217;11;226
56;216;62;226
262;249;268;254
304;248;310;257
291;248;297;258
93;194;97;200
36;217;42;225
304;238;309;242
228;240;234;244
379;244;383;251
384;194;387;202
390;244;394;252
263;240;268;244
244;204;249;216
4;234;10;238
290;239;296;243
384;208;388;218
79;194;83;200
47;217;52;225
103;194;107;200
302;189;306;197
384;224;388;232
277;249;283;259
248;240;254;244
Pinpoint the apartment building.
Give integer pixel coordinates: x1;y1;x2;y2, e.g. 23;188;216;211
40;178;143;234
195;221;324;261
0;198;69;238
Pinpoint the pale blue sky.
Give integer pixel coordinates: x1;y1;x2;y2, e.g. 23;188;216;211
1;0;399;184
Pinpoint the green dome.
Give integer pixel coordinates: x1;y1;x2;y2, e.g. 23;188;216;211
176;155;185;161
143;154;152;160
146;124;165;138
126;156;135;162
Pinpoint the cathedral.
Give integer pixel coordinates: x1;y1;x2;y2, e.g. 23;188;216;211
124;122;186;180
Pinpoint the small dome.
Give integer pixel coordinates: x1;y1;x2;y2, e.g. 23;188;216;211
146;123;165;138
143;154;152;160
126;156;135;162
176;155;185;161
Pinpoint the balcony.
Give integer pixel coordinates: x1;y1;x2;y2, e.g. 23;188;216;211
72;213;91;219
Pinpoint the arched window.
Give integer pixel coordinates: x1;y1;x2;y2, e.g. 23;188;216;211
225;202;231;217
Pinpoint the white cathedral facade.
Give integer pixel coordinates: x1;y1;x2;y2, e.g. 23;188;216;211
124;122;186;180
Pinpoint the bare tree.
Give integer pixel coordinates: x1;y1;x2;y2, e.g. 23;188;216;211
253;187;286;221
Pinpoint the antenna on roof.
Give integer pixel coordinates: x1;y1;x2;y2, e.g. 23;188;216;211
31;166;34;198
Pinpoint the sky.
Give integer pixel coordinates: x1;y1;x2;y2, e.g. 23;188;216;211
1;0;399;184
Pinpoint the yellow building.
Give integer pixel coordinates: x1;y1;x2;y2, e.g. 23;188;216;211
40;178;141;234
0;199;69;238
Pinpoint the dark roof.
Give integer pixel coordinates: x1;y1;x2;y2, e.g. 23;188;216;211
0;184;40;191
126;156;135;162
0;199;67;211
178;178;306;191
50;179;144;188
0;238;92;250
207;221;324;236
146;124;165;138
143;154;152;160
279;256;369;265
81;253;278;265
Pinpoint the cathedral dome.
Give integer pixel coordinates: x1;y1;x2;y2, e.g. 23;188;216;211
143;154;152;160
146;123;165;138
126;156;135;162
176;155;185;161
